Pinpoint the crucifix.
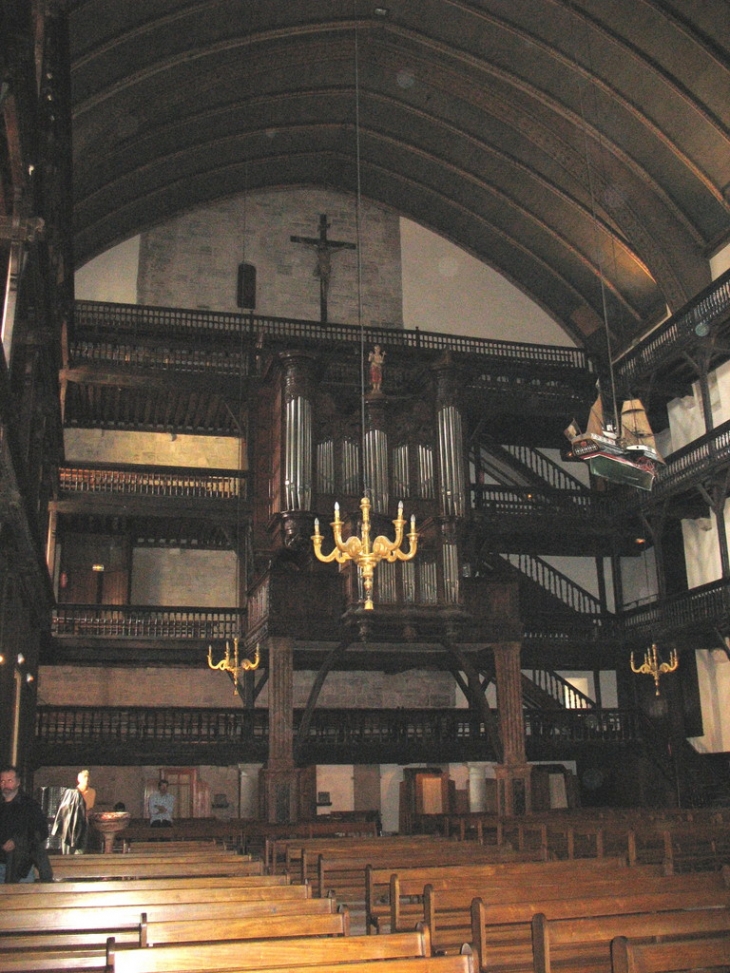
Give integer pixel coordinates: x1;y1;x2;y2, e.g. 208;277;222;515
290;213;356;324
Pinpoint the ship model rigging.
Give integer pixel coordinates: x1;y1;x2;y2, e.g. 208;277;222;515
565;390;664;492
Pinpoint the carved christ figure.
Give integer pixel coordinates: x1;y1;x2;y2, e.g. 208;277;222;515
290;213;356;324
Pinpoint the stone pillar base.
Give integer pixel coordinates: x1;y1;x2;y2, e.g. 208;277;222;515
259;765;300;823
494;763;532;817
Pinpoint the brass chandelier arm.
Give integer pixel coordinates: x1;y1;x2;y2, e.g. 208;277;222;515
630;643;678;696
207;637;261;696
312;497;418;610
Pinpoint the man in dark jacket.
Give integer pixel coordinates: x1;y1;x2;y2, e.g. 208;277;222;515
0;766;53;882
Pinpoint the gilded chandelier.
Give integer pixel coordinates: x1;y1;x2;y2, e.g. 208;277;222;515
207;637;260;695
630;643;678;696
312;496;418;610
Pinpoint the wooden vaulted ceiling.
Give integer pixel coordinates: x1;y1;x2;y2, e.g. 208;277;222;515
68;1;730;357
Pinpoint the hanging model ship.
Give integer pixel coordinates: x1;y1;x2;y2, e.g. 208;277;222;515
565;393;664;491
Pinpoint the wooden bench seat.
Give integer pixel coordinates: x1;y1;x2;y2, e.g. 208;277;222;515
142;905;350;946
0;891;339;950
0;873;290;897
46;854;262;881
423;866;725;954
275;836;473;879
111;927;431;972
611;931;730;973
471;886;730;973
0;878;310;913
321;845;541;913
533;906;730;973
0;910;352;972
367;855;631;934
118;953;476;973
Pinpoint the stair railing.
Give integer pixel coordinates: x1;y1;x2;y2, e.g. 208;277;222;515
525;669;595;710
502;552;603;615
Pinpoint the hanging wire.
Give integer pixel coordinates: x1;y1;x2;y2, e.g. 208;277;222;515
569;6;620;431
354;21;368;500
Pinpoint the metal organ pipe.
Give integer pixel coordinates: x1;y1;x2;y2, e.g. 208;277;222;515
438;405;465;516
364;428;389;514
285;395;312;510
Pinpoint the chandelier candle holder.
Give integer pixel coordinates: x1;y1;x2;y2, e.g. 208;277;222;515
630;643;678;696
207;637;260;695
312;496;418;610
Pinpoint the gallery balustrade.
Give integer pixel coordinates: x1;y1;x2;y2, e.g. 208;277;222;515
51;606;244;640
34;704;638;758
58;464;247;500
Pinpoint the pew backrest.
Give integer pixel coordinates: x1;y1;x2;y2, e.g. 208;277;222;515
0;873;289;897
611;932;730;973
112;927;430;973
533;907;730;973
142;906;351;947
0;880;310;912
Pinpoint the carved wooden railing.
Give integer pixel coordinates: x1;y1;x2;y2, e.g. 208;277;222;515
34;705;638;749
502;552;604;615
51;606;245;640
523;708;637;742
74;300;592;372
48;579;730;653
650;417;730;498
621;577;730;642
58;464;248;500
69;337;248;375
616;267;730;388
470;486;616;525
525;669;595;710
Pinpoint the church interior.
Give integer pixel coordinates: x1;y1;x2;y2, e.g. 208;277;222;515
3;0;730;842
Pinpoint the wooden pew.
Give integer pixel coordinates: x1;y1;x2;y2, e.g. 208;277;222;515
471;886;730;973
111;927;431;972
46;852;262;881
533;907;730;973
0;910;352;972
298;839;543;911
120;818;247;849
0;872;290;898
369;855;631;935
0;891;340;951
121;954;476;973
275;835;468;879
112;956;480;973
424;866;725;954
0;879;310;914
611;932;730;973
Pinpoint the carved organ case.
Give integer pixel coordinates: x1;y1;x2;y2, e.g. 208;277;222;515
250;344;470;611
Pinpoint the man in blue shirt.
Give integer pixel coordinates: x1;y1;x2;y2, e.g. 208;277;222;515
148;779;174;827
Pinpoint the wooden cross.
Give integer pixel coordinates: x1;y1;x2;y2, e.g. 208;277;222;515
290;213;356;324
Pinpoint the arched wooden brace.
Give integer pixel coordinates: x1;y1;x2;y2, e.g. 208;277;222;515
294;638;352;759
444;639;503;764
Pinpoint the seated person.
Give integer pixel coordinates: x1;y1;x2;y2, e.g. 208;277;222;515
148;779;174;827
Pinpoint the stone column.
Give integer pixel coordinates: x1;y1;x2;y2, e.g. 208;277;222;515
259;636;299;822
493;641;531;816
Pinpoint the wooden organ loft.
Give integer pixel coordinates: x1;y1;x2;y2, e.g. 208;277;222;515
29;272;730;819
3;0;730;822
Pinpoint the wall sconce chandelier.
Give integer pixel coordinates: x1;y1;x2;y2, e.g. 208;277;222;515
630;643;678;696
312;497;418;610
207;637;260;695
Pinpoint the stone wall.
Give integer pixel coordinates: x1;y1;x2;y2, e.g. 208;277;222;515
137;188;403;329
37;666;457;709
64;429;242;470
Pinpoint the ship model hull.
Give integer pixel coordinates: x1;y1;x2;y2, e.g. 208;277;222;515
567;397;664;491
